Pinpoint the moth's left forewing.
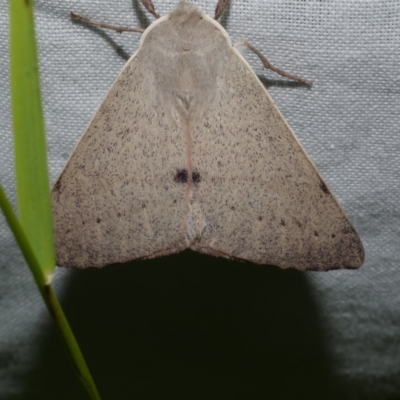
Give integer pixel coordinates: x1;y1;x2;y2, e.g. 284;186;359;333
52;14;191;268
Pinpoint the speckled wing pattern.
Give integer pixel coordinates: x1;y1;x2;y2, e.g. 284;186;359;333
190;44;364;270
53;2;364;270
52;51;190;267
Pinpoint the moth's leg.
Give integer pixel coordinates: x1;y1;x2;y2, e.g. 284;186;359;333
235;40;312;87
215;0;229;20
140;0;160;19
70;13;145;33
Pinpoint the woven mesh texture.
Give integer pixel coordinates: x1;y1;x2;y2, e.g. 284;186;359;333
0;1;399;398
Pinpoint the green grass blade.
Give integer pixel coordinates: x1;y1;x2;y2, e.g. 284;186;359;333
45;286;102;400
0;184;46;286
0;184;101;400
7;1;103;398
9;0;55;277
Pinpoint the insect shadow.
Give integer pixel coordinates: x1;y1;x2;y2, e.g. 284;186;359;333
21;251;347;399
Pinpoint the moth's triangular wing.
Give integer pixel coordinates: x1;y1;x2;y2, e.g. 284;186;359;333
54;3;364;270
190;46;364;271
52;48;189;268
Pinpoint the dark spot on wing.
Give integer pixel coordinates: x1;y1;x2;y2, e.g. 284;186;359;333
54;180;62;192
82;221;85;225
319;181;330;194
192;170;201;185
304;263;340;271
174;168;188;184
116;128;130;139
305;265;320;271
314;231;319;237
96;218;101;223
331;233;336;238
280;219;286;227
258;216;262;221
117;212;121;217
342;225;356;235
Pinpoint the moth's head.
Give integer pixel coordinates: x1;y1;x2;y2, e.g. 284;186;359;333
140;1;229;54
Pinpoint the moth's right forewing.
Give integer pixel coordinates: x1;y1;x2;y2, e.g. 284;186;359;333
189;15;364;271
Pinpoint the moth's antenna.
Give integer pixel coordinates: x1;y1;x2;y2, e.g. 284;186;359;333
140;0;160;19
70;13;145;33
215;0;229;20
70;1;159;33
235;40;312;87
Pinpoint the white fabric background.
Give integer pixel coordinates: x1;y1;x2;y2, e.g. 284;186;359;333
0;0;399;399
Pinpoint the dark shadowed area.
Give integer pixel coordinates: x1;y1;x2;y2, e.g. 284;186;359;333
19;250;348;399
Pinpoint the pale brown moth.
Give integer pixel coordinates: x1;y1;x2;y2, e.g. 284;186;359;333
52;0;364;270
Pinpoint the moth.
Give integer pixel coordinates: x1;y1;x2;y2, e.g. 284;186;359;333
52;0;364;270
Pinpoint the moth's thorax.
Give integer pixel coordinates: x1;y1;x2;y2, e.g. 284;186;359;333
144;2;228;53
138;2;231;120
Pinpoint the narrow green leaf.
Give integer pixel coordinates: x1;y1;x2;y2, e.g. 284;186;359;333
0;185;101;400
9;0;55;276
6;2;102;398
45;286;102;400
0;184;47;287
